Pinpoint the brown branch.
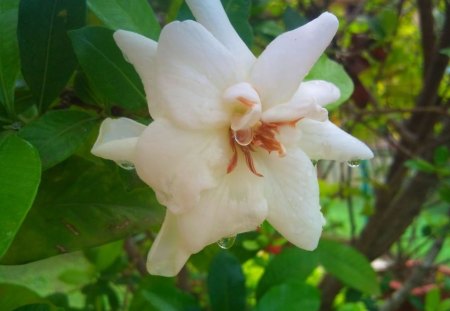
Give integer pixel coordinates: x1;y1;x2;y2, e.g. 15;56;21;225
417;0;436;75
124;238;147;276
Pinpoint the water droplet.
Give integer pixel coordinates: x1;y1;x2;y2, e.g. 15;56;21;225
347;160;361;168
217;235;236;249
234;128;253;146
311;159;319;166
117;161;135;170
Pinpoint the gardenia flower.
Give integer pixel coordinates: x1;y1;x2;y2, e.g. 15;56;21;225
91;0;373;276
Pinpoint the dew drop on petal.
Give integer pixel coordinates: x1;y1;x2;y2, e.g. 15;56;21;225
234;129;253;146
217;235;236;249
347;160;361;168
116;161;135;170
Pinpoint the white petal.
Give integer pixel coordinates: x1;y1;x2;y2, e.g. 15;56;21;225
257;148;324;250
185;0;255;73
251;12;338;109
291;80;341;107
113;30;162;118
156;21;240;129
134;119;229;214
297;119;374;161
147;211;191;277
91;118;146;163
176;159;268;253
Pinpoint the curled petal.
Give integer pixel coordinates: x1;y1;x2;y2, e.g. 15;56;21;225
156;21;240;130
290;80;341;107
298;119;374;161
251;12;338;109
113;30;162;118
185;0;255;73
134;119;229;214
147;211;191;276
257;149;324;250
91;118;146;164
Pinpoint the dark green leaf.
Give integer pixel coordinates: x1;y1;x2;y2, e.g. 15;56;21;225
87;0;160;40
405;158;435;173
256;247;318;299
19;110;97;170
130;276;200;311
283;6;307;31
255;282;320;311
0;284;51;311
0;135;41;259
0;0;20;116
318;240;380;295
13;304;53;311
18;0;86;112
69;26;146;111
305;55;354;109
207;251;246;311
433;146;449;167
1;157;163;264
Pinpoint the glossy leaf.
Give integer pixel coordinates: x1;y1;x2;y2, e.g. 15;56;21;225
207;251;246;311
19;110;98;170
256;282;320;311
18;0;86;112
318;240;380;295
305;55;354;109
1;157;163;264
0;284;53;311
0;0;20;116
69;26;146;111
87;0;160;40
256;247;319;299
0;134;41;259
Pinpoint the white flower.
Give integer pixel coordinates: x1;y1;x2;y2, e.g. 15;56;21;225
91;0;373;276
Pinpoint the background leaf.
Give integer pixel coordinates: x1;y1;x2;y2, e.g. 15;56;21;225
0;134;41;259
87;0;160;40
207;251;246;311
305;55;354;109
0;284;53;311
1;157;163;264
18;0;86;112
256;282;320;311
0;0;20;116
318;240;380;295
19;110;98;170
69;26;147;111
256;247;318;299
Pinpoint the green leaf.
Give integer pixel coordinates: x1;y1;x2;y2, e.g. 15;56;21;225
69;26;146;111
440;48;450;57
256;247;318;299
207;251;246;311
425;287;440;311
318;240;380;295
87;0;160;40
0;284;52;311
0;0;20;116
0;135;41;260
433;146;449;167
305;55;354;109
19;110;97;170
1;157;163;264
178;0;253;47
18;0;86;112
405;158;435;173
255;282;320;311
130;276;200;311
283;6;307;31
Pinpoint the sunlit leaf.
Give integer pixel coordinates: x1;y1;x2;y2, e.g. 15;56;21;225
18;0;86;112
87;0;160;40
318;240;380;295
0;134;41;259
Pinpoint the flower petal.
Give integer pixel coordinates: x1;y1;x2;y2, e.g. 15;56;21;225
155;21;240;130
257;148;324;250
113;30;162;118
185;0;255;72
297;119;374;161
134;119;229;214
291;80;341;107
91;117;146;163
251;12;338;109
147;211;191;276
175;159;268;253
